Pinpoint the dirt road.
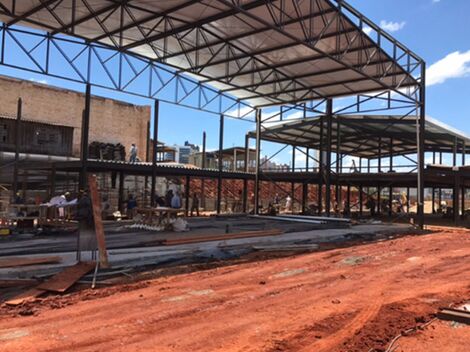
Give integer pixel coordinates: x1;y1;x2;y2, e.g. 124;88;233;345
1;229;469;351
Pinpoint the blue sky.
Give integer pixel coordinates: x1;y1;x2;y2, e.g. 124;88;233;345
1;0;470;167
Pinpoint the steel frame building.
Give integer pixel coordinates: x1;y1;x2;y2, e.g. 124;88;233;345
0;1;429;226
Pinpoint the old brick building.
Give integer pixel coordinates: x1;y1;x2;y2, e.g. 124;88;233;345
0;75;150;159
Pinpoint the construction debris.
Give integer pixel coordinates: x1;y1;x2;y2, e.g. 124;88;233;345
437;307;470;325
88;174;109;268
0;279;38;288
162;229;283;246
0;256;62;268
37;261;96;293
5;288;45;306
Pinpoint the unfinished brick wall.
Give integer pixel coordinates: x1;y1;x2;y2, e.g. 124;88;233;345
0;75;150;159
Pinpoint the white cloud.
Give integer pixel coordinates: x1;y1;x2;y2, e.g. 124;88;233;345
362;26;373;36
29;77;48;84
427;50;470;86
225;105;255;119
379;20;406;33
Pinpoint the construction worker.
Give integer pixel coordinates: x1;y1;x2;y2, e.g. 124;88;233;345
126;194;138;219
129;143;138;163
191;193;200;217
171;191;181;209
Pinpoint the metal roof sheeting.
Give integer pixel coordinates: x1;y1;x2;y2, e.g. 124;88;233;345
0;0;420;107
249;115;470;158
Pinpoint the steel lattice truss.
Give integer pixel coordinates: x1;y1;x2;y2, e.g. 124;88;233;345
0;0;423;115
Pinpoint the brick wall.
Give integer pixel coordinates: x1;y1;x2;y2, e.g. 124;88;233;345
0;75;150;159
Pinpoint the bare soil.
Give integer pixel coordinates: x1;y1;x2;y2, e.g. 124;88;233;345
0;228;469;352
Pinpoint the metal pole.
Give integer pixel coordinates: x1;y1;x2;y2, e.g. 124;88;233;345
243;134;249;213
378;137;382;173
453;138;457;166
49;165;56;199
389;138;393;217
292;145;295;172
417;62;426;229
359;185;363;217
185;175;190;217
145;120;150;204
302;182;308;213
406;187;410;214
325;99;333;216
150;99;159;206
216;114;224;214
254;109;261;214
201;131;206;209
453;174;460;224
335;117;340;205
306;147;310;172
118;172;124;213
79;84;91;190
291;145;295;213
12;97;22;198
318;116;324;214
462;141;466;166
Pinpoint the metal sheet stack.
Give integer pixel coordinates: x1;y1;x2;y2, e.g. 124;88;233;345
88;142;126;161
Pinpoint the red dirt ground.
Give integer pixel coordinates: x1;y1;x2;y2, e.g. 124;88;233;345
0;228;469;352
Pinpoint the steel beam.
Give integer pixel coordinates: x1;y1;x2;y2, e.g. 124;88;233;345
325;99;333;216
417;63;426;228
79;84;91;190
254;109;261;214
150;99;159;207
216;114;224;214
12;97;21;198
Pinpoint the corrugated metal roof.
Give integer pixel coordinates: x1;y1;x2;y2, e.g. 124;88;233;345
0;0;421;107
249;114;470;158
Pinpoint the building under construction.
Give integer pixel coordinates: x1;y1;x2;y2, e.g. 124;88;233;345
0;3;469;351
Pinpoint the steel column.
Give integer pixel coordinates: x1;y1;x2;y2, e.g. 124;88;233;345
453;174;460;224
417;63;426;229
318;116;324;214
243;134;249;212
378;137;382;173
302;182;308;213
185;175;190;217
453;137;457;166
463;141;466;166
79;84;91;190
254;109;261;215
201;131;206;209
49;164;56;198
150;100;159;206
12;97;22;198
325;99;333;216
216;114;224;214
118;171;124;213
359;185;363;217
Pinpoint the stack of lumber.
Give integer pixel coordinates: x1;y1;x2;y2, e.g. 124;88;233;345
163;229;283;246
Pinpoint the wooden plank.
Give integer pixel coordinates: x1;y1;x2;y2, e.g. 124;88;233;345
163;229;283;246
0;279;38;288
5;288;45;306
0;256;62;268
88;174;109;268
37;261;96;293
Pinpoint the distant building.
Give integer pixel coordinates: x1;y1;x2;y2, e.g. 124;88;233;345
259;156;290;172
190;147;256;171
173;141;200;164
0;75;150;160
